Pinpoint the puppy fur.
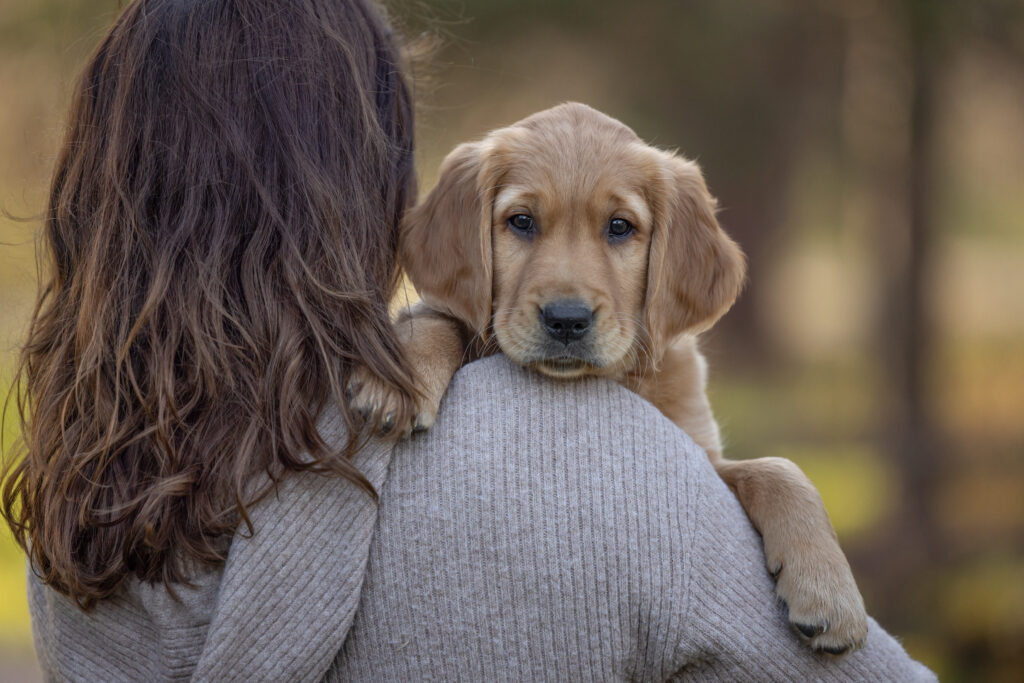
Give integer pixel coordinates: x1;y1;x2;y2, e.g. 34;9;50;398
349;103;868;654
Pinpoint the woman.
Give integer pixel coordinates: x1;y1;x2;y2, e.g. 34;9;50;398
4;0;933;680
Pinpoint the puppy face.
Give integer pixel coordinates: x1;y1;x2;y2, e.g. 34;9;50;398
487;117;658;378
401;103;745;379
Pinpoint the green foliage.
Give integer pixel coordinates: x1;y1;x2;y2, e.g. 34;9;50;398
0;361;31;651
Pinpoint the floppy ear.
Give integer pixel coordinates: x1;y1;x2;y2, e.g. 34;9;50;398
646;155;746;355
399;142;493;332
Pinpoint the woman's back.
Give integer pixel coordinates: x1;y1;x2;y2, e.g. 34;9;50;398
333;355;933;681
29;355;934;681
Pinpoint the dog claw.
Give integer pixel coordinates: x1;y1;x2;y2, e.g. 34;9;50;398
410;409;437;434
817;644;851;656
795;622;826;638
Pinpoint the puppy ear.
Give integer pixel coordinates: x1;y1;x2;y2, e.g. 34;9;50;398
400;142;493;332
646;155;746;355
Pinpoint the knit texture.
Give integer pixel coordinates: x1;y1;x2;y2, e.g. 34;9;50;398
27;355;935;681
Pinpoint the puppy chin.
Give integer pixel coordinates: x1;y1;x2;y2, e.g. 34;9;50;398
529;357;592;379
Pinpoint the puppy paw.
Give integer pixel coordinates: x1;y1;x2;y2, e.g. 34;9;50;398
767;541;868;656
346;365;440;437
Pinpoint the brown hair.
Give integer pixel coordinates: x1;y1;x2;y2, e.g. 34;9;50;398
2;0;417;609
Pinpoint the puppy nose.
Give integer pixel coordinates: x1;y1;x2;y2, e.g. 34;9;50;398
540;300;594;343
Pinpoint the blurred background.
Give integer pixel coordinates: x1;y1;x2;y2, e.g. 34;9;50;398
2;0;1023;680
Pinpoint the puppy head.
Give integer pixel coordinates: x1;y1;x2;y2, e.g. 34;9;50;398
401;102;745;378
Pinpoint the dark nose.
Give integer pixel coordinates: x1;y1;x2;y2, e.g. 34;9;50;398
540;300;594;343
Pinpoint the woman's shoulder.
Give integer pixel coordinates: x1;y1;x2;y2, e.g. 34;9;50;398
362;355;936;681
391;352;727;559
392;353;732;543
346;354;720;679
419;353;713;472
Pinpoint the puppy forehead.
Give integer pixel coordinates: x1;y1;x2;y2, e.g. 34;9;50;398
491;140;659;225
503;128;652;177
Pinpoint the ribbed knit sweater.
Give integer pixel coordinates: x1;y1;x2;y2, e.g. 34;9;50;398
28;355;935;681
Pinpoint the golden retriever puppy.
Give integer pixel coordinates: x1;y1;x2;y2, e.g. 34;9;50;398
349;102;868;654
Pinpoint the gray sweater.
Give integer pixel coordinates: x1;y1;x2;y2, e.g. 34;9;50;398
28;355;935;682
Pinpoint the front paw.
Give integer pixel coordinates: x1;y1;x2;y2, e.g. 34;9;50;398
767;539;868;655
347;365;440;437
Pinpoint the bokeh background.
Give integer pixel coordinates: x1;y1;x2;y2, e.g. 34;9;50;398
2;0;1023;680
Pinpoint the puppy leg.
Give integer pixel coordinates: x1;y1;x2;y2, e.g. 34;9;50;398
348;304;468;436
635;339;867;654
714;456;869;654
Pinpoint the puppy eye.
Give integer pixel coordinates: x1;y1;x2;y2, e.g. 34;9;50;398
508;213;536;236
607;218;635;241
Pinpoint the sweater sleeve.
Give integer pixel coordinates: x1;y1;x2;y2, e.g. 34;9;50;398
674;452;937;681
191;409;394;683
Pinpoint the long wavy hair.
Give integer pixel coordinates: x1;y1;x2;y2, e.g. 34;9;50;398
1;0;417;609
